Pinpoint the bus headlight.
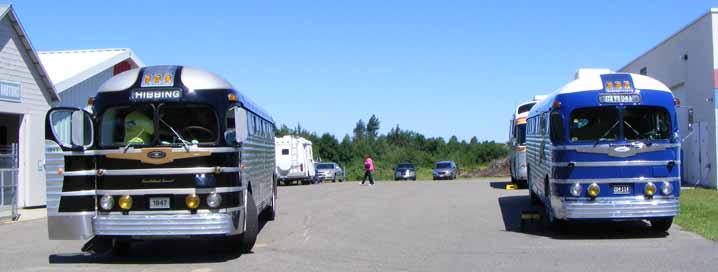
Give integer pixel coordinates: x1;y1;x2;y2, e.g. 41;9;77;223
118;195;133;210
587;183;600;198
569;183;582;197
661;181;673;195
185;194;200;209
100;195;114;210
645;182;657;197
206;193;222;208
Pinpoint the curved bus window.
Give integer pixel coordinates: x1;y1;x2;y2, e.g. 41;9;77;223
623;106;670;141
569;107;619;142
515;123;526;145
100;105;155;147
158;104;218;145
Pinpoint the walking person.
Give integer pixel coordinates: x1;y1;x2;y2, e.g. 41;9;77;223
361;155;375;186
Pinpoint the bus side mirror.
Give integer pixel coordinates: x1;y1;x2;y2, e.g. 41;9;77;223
233;107;249;144
687;108;694;132
47;108;94;150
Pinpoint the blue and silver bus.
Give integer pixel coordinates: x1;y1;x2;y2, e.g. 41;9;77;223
44;65;277;254
526;70;679;231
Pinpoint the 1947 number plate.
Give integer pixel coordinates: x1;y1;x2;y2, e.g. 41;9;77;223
612;184;632;195
149;197;170;209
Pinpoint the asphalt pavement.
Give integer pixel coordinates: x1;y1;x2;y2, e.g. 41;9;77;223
1;178;716;272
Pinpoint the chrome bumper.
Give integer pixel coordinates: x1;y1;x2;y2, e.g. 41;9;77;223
557;197;679;220
94;211;242;236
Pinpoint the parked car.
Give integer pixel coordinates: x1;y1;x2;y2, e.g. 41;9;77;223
394;163;417;181
433;161;457;180
315;162;345;182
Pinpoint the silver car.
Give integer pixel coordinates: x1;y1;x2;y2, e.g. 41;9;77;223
394;163;417;181
433;161;457;180
315;162;345;182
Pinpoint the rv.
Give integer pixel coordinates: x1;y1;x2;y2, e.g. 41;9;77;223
275;135;316;185
44;65;277;254
527;69;680;231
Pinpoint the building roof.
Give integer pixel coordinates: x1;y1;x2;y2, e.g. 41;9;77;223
620;8;718;71
0;5;59;101
39;48;144;93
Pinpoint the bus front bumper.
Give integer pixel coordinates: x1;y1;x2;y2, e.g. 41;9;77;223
94;211;243;237
556;197;679;220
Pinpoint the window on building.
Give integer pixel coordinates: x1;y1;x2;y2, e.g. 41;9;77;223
640;67;647;75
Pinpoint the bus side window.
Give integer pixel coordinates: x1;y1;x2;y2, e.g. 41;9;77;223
550;111;565;143
234;107;249;143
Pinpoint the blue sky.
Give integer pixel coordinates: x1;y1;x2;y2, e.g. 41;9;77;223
7;0;718;142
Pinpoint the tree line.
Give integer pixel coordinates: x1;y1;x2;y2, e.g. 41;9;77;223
275;114;509;180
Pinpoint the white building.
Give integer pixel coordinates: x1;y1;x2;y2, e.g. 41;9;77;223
0;5;60;211
620;9;718;188
39;48;144;109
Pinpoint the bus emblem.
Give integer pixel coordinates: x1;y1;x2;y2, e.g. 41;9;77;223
614;146;631;153
147;151;167;159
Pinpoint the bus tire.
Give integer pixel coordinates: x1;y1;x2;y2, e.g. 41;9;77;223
650;218;673;233
262;178;277;221
239;191;259;253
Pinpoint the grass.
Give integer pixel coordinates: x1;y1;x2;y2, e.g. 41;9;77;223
675;188;718;241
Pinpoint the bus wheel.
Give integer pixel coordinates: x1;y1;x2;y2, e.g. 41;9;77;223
529;188;540;205
238;192;259;253
650;218;673;233
262;179;277;221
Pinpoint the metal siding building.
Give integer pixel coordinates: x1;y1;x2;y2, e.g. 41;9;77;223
0;5;60;210
620;9;718;188
39;48;144;109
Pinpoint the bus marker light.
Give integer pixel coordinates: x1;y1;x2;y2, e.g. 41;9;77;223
570;183;582;197
118;195;133;210
587;183;600;198
661;181;673;195
645;182;657;197
185;194;200;209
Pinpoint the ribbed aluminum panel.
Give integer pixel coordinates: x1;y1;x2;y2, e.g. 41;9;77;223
44;140;64;214
561;198;679;219
94;213;236;236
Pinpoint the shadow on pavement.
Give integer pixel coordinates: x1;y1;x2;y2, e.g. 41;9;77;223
49;219;271;264
498;195;669;240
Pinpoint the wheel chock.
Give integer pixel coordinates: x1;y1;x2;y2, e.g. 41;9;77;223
506;183;518;190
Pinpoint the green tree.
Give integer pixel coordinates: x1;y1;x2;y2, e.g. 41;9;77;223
367;114;380;140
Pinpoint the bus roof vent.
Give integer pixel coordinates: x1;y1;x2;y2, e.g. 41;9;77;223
575;68;612;80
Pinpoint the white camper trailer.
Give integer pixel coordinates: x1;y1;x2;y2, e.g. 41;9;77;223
275;135;316;185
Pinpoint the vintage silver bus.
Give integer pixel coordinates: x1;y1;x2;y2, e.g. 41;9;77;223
44;65;277;254
509;96;544;184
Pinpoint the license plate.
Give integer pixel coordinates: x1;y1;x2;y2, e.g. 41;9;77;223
612;184;632;195
149;197;170;209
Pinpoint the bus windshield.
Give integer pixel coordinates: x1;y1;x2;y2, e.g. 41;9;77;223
515;124;526;145
99;104;219;147
623;106;671;141
569;107;619;142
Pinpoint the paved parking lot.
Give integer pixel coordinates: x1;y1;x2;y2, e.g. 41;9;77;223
1;178;717;271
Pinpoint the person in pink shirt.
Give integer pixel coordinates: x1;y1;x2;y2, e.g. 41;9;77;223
361;154;375;186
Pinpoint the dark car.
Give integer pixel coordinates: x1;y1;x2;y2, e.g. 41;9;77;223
433;161;457;180
394;163;417;181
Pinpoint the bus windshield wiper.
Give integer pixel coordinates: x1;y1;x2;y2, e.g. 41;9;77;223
624;120;652;146
160;118;192;151
123;128;145;152
593;121;619;147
